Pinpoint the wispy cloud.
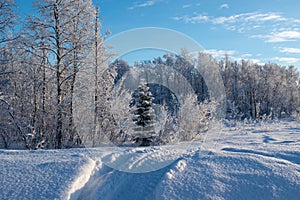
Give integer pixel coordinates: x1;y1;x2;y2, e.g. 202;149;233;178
241;53;253;57
244;13;286;22
173;12;287;25
272;57;300;63
128;0;156;10
200;49;300;65
219;4;229;9
173;14;209;23
200;49;263;64
201;49;236;58
173;12;300;36
211;12;287;24
279;47;300;53
182;4;192;9
196;49;264;65
253;31;300;43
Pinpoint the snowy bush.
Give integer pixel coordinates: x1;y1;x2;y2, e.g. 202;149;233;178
292;107;300;121
177;93;217;141
153;105;178;145
110;87;134;144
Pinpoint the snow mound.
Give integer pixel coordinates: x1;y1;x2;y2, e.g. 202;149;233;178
0;149;91;200
101;146;189;173
67;158;96;200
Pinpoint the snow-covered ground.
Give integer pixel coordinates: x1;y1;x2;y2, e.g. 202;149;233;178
1;120;299;200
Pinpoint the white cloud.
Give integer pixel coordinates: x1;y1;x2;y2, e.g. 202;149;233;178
201;49;236;58
172;14;209;24
241;53;253;57
272;57;300;63
279;47;300;53
128;0;156;10
248;58;262;64
173;12;287;25
253;31;300;43
212;15;237;24
182;4;191;9
197;49;263;65
212;12;287;25
244;13;286;22
173;12;300;34
271;31;300;42
220;4;229;9
200;50;264;65
228;56;262;64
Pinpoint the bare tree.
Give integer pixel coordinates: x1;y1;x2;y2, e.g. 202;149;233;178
27;0;97;148
0;0;17;45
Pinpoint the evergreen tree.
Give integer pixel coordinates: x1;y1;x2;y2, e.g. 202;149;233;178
132;79;156;146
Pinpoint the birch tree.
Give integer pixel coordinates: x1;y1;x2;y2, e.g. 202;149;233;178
28;0;97;148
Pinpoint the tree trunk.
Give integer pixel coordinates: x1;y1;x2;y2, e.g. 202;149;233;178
93;7;99;147
54;1;63;149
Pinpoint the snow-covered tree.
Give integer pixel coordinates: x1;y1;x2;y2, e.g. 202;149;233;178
93;66;116;146
154;104;177;145
0;0;17;45
217;57;300;120
26;0;97;148
109;84;133;144
131;79;156;146
178;93;217;141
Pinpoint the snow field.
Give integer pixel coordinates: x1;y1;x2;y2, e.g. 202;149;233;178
0;120;299;200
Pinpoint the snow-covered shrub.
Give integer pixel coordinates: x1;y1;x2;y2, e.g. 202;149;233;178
26;130;45;150
153;105;178;145
110;88;133;144
0;94;28;149
177;93;217;141
292;107;300;121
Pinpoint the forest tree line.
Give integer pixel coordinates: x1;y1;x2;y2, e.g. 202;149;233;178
113;52;300;120
0;0;299;149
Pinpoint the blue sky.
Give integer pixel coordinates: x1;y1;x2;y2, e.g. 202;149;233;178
15;0;300;68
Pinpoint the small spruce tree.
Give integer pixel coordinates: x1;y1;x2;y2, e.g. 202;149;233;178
132;79;156;146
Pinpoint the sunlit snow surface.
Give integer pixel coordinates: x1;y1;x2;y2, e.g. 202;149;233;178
0;120;299;200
